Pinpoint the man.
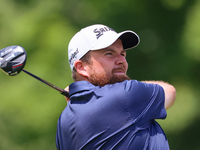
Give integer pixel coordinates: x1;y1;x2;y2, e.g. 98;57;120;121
56;24;176;150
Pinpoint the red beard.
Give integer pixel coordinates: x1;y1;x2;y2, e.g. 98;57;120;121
88;68;130;87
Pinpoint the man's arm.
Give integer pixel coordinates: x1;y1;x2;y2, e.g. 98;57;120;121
142;81;176;110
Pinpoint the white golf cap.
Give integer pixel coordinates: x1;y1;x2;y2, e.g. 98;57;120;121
68;24;140;70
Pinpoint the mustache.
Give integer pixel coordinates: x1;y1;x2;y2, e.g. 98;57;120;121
112;66;126;73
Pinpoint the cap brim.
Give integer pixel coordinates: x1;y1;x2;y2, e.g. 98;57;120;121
118;31;140;50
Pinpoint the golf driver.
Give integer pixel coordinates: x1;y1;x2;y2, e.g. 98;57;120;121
0;45;69;97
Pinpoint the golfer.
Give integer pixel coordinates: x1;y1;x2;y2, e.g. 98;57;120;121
56;24;176;150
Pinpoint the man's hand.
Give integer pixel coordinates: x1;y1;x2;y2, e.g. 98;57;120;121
64;86;70;102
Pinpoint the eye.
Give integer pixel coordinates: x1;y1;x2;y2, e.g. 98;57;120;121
121;52;126;57
105;52;112;56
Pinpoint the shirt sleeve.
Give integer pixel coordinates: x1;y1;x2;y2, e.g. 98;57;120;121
124;80;167;123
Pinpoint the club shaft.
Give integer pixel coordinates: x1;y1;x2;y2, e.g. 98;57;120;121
22;69;69;97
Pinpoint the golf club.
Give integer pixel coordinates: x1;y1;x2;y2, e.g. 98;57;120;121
0;45;69;97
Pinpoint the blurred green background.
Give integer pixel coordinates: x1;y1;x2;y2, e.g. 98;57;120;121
0;0;200;149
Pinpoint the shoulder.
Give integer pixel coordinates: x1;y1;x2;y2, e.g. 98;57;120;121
97;80;150;98
113;80;157;92
112;80;165;100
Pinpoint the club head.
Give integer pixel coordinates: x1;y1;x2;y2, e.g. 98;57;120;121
0;46;26;76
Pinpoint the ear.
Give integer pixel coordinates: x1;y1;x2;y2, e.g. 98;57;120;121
74;60;89;78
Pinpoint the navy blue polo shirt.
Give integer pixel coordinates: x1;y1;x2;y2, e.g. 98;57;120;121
56;80;169;150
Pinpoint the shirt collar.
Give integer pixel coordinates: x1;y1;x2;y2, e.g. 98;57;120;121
69;81;96;96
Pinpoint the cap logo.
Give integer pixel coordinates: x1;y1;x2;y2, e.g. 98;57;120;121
69;48;79;66
93;26;115;39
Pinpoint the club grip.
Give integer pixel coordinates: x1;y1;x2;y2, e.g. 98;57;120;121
61;90;69;98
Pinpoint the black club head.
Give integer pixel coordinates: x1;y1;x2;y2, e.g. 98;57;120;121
0;46;27;76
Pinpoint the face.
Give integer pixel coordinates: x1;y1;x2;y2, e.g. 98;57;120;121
85;39;130;86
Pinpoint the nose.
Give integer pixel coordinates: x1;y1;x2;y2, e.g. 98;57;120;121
115;54;127;66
